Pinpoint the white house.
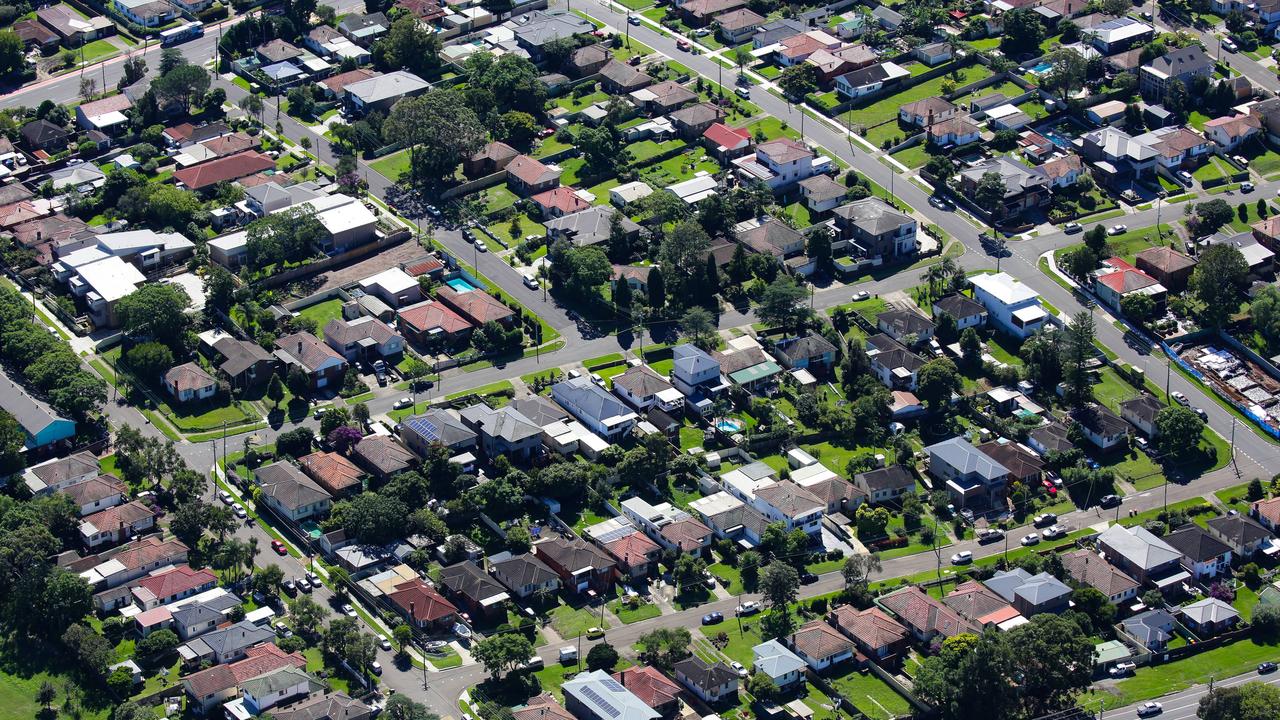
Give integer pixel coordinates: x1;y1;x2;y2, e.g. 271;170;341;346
835;62;909;99
753;639;806;689
732;138;825;193
968;272;1048;339
163;363;218;403
612;365;684;413
551;376;639;440
323;316;404;361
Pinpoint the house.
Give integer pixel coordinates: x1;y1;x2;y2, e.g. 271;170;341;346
621;496;712;554
666;174;720;205
598;60;653;94
350;435;415;481
630;80;698;115
834;62;910;99
612;366;682;413
865;333;925;391
703;122;753;161
438;561;509;620
545;206;641;248
436;287;515;328
673;657;738;704
798;174;848;214
853;465;915;504
269;693;372;720
256;38;303;65
75;94;133;135
601;530;661;579
1180;598;1240;636
1122;609;1177;651
889;390;925;420
774;332;837;372
35;5;113;46
925;436;1009;509
968;272;1047;339
715;8;764;43
915;41;952;65
1097;524;1189;589
173;151;277;192
877;309;935;344
564;670;660;720
732;138;822;192
80;501;154;548
13;20;58;51
899;97;957;129
1135;126;1212;170
400;409;477;455
358;267;422;309
181;644;306;715
512;694;575;720
957;157;1051;221
511;10;594;61
298;452;363;497
61;474;127;517
531;187;591;219
170;603;224;641
753;18;806;47
678;0;747;26
752;639;806;690
567;43;611;77
872;4;902;29
163;363;218;403
1140;45;1213;100
878;585;977;642
1076;127;1159;186
1039;155;1085;189
983;568;1072;616
464;141;520;179
133;565;218;608
942;580;1022;629
832;197;918;262
387;578;459;630
1204;113;1263;150
323;316;404;362
1089;17;1153;53
689;492;769;547
753;481;824;535
491;553;561;598
1135;246;1197;292
1063;549;1140;605
806;44;878;84
398;300;473;347
1070;404;1130;451
535;537;617;595
234;668;322;718
1163;525;1232;580
459;404;543;459
670;102;723;139
736;218;805;258
1094;257;1168;314
208;336;275;389
670;343;729;404
774;29;842;66
976;441;1043;485
343;70;429;115
609;181;654;209
20;119;70;153
1252;496;1280;532
932;294;987;329
254;462;332;522
23;451;103;495
829;605;910;663
659;517;713;555
603;667;678;717
1119;395;1163;438
113;0;176;27
273;332;347;389
506;155;562;196
928;116;982;147
1205;513;1275;557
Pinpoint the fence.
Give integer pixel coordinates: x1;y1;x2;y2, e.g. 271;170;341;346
441;170;508;202
1161;335;1280;441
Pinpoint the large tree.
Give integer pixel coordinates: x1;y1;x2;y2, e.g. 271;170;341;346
1198;682;1280;720
153;63;210;113
379;14;441;77
117;283;191;345
758;562;799;610
1043;47;1087;101
659;221;712;300
465;52;547;115
472;633;534;679
1189;243;1249;329
756;276;811;332
1155;405;1204;458
1061;311;1095;407
0;31;24;76
384;89;486;183
777;62;818;99
1250;285;1280;350
1000;9;1045;56
974;172;1008;214
916;358;961;409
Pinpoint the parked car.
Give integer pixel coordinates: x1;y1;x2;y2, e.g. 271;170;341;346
1108;662;1136;677
799;570;818;584
1171;391;1188;406
296;577;312;593
1020;533;1041;546
730;661;748;678
1135;436;1150;453
1043;525;1066;540
950;551;973;565
371;661;383;675
393;397;414;410
523;275;539;290
977;528;1004;543
275;622;292;638
218;490;234;505
1136;701;1163;717
306;571;320;586
628;14;641;24
1108;224;1127;235
1100;494;1122;509
1222;38;1238;52
271;540;287;555
1243;181;1255;193
1033;513;1056;527
702;611;724;625
342;604;358;618
1233;155;1249;166
1177;170;1194;184
1193;407;1207;421
1258;661;1277;674
735;601;761;616
676;39;690;50
233;504;247;519
559;647;578;663
1041;478;1058;496
586;627;605;639
282;579;297;596
851;290;870;302
735;87;750;99
1064;222;1082;233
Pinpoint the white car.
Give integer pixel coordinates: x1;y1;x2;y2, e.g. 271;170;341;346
1043;525;1066;540
342;603;358;618
735;601;761;616
628;14;641;24
1108;224;1127;236
233;504;247;519
476;242;488;253
730;661;748;678
379;636;392;651
1020;533;1040;546
1136;701;1163;717
1243;181;1255;193
218;490;234;505
1222;38;1238;52
393;397;414;410
1108;662;1136;677
950;551;973;565
371;661;383;675
1171;391;1188;406
851;290;870;302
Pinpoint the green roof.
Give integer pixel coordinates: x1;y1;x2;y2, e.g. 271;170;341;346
729;361;782;385
1094;640;1132;664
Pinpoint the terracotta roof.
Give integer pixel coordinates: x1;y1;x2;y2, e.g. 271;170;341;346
536;537;616;572
714;7;764;30
164;363;216;393
82;500;152;531
436;287;515;326
830;605;908;650
755;480;823;518
182;643;305;698
110;536;189;571
321;68;379;94
507;154;560;187
513;694;575;720
78;93;133;119
612;666;681;708
398;299;473;335
1253;496;1280;526
879;585;977;638
976;441;1044;479
660;517;711;551
200;133;257;158
61;474;126;506
532;186;590;215
603;531;660;564
404;257;444;276
298;451;364;494
324;316;399;347
1062;549;1140;598
756;137;812;164
1096;264;1160;295
942;580;1015;623
789;619;852;660
173;151;276;190
1039;154;1083;180
703;122;752;150
275;332;345;373
1204;113;1261;139
471;141;519;164
351;435;415;477
137;565;216;600
901;96;956;118
388;578;458;622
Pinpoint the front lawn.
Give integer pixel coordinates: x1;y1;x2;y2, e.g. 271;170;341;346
1107;638;1280;707
891;143;933;169
839;65;995;131
638;150;721;187
609;598;662;623
486;212;545;247
549;605;609;639
369;148;412;182
76;38;121;64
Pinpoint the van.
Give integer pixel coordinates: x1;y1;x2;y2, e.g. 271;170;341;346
558;647;578;663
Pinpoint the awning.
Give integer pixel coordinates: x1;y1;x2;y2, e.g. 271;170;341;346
730;361;782;385
1013;305;1047;324
1153;570;1191;588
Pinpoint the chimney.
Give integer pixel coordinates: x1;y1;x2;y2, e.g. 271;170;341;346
409;600;416;620
297;341;303;355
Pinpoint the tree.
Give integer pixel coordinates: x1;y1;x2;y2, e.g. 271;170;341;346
1190;243;1249;329
1043;48;1087;100
276;427;314;458
499;110;538;146
680;306;717;349
153;63;210;113
1198;683;1280;720
1120;292;1156;324
636;628;691;672
1102;0;1130;14
1021;329;1063;389
170;502;210;547
974;171;1008;214
1061;311;1095;407
107;668;134;698
204;264;236;313
759;562;799;610
117;283;190;344
159;48;185;75
959;327;982;367
61;624;114;678
124;342;175;380
252;564;286;597
379;13;442;76
1000;9;1045;56
746;672;778;702
385;695;440;720
1070;587;1116;632
1084;224;1107;255
329;492;409;545
777;62;818;99
586;643;619;671
291;596;330;633
673;553;707;592
855;504;891;538
613;274;634;322
806;225;834;275
266;373;285;409
286;86;315;119
916;358;961;409
392;623;413;652
472;633;534;679
136;628;179;657
465;52;546;115
1195;199;1235;234
841;552;882;591
1156;405;1204;457
659;221;712;297
385;89;485;184
1165;77;1189;117
120;54;147;89
0;31;24;76
42;568;91;637
757;276;811;332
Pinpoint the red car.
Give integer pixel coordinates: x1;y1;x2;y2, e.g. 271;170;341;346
1041;478;1057;496
271;540;288;555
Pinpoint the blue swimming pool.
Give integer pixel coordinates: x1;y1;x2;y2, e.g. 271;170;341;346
1029;62;1053;75
446;277;478;293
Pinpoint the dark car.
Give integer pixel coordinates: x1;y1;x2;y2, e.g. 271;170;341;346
1100;494;1122;509
800;571;819;585
1259;661;1277;674
701;611;724;625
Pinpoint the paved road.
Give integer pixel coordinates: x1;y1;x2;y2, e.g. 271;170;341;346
1104;665;1280;719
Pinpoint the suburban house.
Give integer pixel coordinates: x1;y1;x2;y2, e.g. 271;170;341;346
1140;45;1213;100
600;529;661;579
1204;113;1263;150
1097;524;1189;590
983;568;1072;616
932;294;987;329
506;154;562;196
208;335;275;389
23;451;100;495
323;316;404;362
1094;258;1167;313
1163;525;1232;581
976;441;1044;485
829;605;910;663
786;619;854;672
928;116;983;147
490;553;561;598
878;585;977;642
957;157;1051;220
563;671;659;720
1252;496;1280;532
464;141;520;179
752;640;806;690
350;435;416;481
359;268;423;308
161;363;218;404
80;501;155;548
774;332;838;372
877;309;935;344
1135;246;1197;291
386;578;459;630
865;334;925;390
534;537;617;595
181;644;306;715
689;492;769;548
703;122;753;160
1070;404;1130;451
798;174;849;214
61;474;127;517
545;206;641;248
942;580;1022;629
397;300;473;347
1122;609;1177;651
732;138;825;193
670;102;723;139
925;436;1010;509
853;465;915;504
834;62;910;99
343;70;429;115
899;97;957;128
670;343;729;407
1063;549;1140;605
400;409;478;456
436;287;516;328
612;366;684;413
598;60;653;94
737;219;805;258
254;462;332;522
273;332;348;389
459;404;543;459
832;197;918;262
672;657;738;704
438;561;509;620
1205;513;1275;557
968;272;1048;339
297;451;364;497
612;666;681;716
1179;598;1240;637
715;8;764;42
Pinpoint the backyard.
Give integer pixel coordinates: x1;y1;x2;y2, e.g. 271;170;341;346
839;64;996;145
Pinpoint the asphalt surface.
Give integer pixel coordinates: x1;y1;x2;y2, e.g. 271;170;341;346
6;2;1280;715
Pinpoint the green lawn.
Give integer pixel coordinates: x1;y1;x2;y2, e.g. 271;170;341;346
746;116;801;142
555;90;609;112
296;298;345;328
778;200;815;228
638;150;721;188
76;38;121;64
826;666;913;720
1108;638;1280;706
533;132;576;159
1244;143;1280;178
609;598;662;623
1193;155;1232;183
369;148;412;182
482;185;521;215
549;605;609;638
0;637;113;720
891;143;933;169
628;138;687;163
487;212;545;247
708;561;744;594
557;157;589;186
426;646;463;669
840;64;995;131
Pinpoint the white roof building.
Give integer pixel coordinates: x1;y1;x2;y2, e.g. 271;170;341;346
667;173;719;204
75;256;145;303
968;272;1039;306
360;267;417;296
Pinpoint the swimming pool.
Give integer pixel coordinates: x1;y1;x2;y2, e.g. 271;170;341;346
716;418;745;433
1029;62;1053;76
1039;127;1072;149
446;277;478;293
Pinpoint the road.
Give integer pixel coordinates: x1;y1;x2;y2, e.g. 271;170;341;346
1104;664;1280;719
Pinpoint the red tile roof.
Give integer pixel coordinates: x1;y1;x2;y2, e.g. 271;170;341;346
321;68;379;94
182;643;305;698
879;586;977;638
137;565;216;600
506;155;560;187
436;287;515;326
388;578;458;623
512;694;575;720
200;133;257;158
83;500;153;532
703;122;752;150
531;187;590;215
830;605;909;651
111;536;189;571
405;257;444;276
612;666;681;709
1253;497;1280;526
298;451;364;495
603;532;659;565
173;151;276;190
789;619;852;660
398;299;473;335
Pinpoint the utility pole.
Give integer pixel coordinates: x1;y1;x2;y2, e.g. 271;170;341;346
1231;417;1238;475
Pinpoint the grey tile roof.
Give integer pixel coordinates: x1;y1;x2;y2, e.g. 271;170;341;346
199;619;275;657
402;409;477;447
1163;525;1231;563
459;404;542;443
877;309;935;337
1205;514;1273;548
564;670;661;720
552;376;636;425
1099;524;1181;571
926;437;1009;482
853;464;914;493
492;553;559;588
255;462;332;511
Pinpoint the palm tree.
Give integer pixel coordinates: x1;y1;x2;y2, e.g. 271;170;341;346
920;263;947;298
243;536;259;579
